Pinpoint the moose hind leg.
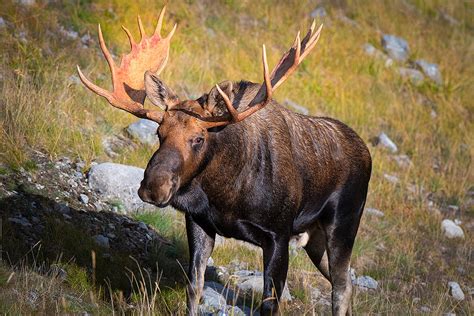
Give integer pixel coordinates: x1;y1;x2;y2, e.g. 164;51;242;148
326;201;365;316
304;223;330;281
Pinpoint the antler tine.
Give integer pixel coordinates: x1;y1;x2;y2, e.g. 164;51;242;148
166;23;177;40
137;15;146;39
155;5;166;36
98;24;117;88
215;84;238;122
122;25;136;49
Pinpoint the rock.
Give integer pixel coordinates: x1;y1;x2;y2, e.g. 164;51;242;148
392;154;412;168
441;220;464;239
283;99;309;115
363;43;393;67
353;275;378;290
420;306;431;313
415;60;443;85
0;17;6;29
233;270;292;301
81;33;92;46
207;257;214;267
398;68;424;85
448;281;465;301
310;7;327;19
377;132;398;153
8;216;32;227
68;75;81;85
199;282;245;316
79;194;89;204
383;173;400;185
17;0;36;6
381;34;410;62
93;235;110;248
138;222;148;230
310;286;331;306
201;284;226;309
126;119;159;146
365;207;384;217
59;26;78;40
88;162;152;212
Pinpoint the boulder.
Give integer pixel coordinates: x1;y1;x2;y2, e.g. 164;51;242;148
88;163;150;212
127;119;159;146
441;220;464;239
353;275;378;290
381;34;410;62
232;270;292;301
415;60;443;85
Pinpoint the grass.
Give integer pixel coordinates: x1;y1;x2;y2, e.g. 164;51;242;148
0;0;473;314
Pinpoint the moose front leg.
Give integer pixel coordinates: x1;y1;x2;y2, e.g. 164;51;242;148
185;214;215;315
261;237;290;315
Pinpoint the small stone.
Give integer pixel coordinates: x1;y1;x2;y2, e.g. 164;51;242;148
415;60;443;85
0;17;6;29
441;220;464;239
365;207;385;217
79;194;89;204
207;257;214;267
18;0;36;6
310;7;327;19
81;33;92;46
420;306;431;313
59;26;78;40
381;34;410;62
384;173;400;185
398;68;425;86
448;281;465;301
378;132;398;153
68;75;81;85
283;99;309;115
93;235;110;249
447;205;460;213
392;154;412;168
353;275;378;290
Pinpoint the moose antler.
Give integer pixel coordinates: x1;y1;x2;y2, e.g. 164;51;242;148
77;6;176;122
203;21;323;128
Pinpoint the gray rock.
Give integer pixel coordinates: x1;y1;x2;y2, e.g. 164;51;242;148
201;284;226;309
381;34;410;62
283;99;309;115
88;162;151;212
79;194;89;204
68;75;81;85
384;173;400;184
392;154;412;168
17;0;35;6
0;17;6;29
398;68;424;85
420;306;431;313
93;235;110;248
310;7;327;19
353;275;378;290
8;217;32;227
199;282;246;316
127;119;159;146
415;60;443;85
59;26;78;40
378;132;398;153
441;220;464;239
233;270;292;301
448;281;465;301
365;207;385;217
81;33;92;46
363;43;393;67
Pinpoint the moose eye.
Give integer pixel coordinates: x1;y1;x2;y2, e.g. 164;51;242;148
192;137;204;147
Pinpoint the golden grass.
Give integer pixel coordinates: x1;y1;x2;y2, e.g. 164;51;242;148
0;0;473;314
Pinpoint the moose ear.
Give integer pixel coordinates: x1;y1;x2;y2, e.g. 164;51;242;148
207;80;234;116
144;71;180;110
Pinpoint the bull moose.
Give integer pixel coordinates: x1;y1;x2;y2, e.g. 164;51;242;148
77;6;371;316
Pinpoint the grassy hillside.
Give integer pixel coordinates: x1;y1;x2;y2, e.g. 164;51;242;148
0;0;472;314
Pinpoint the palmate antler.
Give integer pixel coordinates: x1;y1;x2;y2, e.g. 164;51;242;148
77;6;176;123
201;21;323;128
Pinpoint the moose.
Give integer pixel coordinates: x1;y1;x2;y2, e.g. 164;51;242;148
77;6;371;316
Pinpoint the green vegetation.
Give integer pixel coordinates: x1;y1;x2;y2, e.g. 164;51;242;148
0;0;472;314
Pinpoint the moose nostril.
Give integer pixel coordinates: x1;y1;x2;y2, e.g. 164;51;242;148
138;186;152;202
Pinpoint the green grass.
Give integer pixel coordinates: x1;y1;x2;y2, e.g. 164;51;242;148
0;0;473;314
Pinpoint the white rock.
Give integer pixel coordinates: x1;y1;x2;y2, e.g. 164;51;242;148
353;275;378;290
365;207;385;217
398;68;425;86
88;163;151;212
441;220;465;239
127;119;159;146
378;132;398;153
79;193;89;204
415;60;443;85
384;173;400;184
448;281;465;301
232;270;292;301
381;34;410;62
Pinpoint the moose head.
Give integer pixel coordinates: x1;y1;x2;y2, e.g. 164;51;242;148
77;6;322;207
